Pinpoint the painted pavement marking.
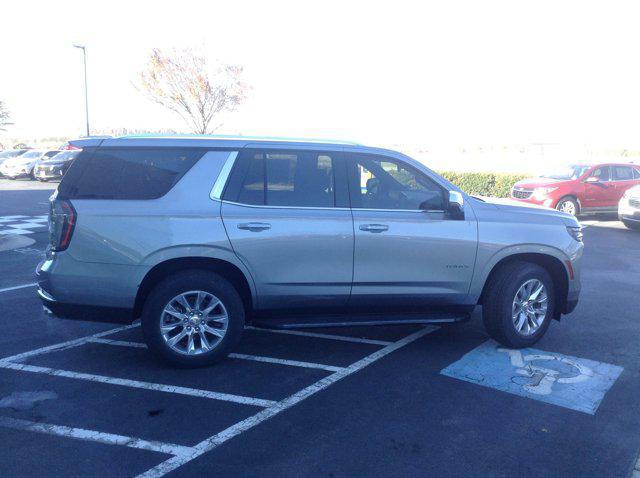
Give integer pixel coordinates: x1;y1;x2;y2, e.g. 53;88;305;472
440;340;623;414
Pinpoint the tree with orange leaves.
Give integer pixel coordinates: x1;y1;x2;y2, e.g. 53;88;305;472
138;48;248;134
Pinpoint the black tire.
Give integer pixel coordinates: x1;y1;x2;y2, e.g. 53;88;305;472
482;261;555;348
622;219;640;231
141;270;245;367
555;196;579;216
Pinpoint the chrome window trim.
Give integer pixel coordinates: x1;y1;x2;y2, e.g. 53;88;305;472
220;199;445;214
210;151;239;200
220;200;350;211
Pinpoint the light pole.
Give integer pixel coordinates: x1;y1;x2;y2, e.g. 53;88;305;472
73;44;90;137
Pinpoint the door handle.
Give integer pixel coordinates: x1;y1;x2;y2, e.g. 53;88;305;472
237;222;271;232
359;224;389;233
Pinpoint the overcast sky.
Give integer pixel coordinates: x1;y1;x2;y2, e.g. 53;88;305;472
2;0;640;148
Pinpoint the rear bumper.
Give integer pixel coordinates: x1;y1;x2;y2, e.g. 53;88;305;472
37;287;134;324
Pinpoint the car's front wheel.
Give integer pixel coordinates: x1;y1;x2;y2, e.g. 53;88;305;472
482;261;555;348
555;196;579;216
141;270;245;367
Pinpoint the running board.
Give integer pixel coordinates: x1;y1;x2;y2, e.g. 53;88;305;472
251;312;470;330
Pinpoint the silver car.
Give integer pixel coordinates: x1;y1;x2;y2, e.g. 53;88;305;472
37;136;583;366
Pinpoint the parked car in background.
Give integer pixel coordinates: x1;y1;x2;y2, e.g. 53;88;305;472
38;135;582;367
0;150;52;179
510;163;640;216
34;149;81;181
618;184;640;230
0;149;29;170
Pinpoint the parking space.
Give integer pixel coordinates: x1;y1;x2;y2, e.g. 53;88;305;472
1;189;640;477
0;302;437;477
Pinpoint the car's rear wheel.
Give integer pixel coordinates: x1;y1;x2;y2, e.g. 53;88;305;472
555;196;579;216
482;261;555;348
141;270;245;367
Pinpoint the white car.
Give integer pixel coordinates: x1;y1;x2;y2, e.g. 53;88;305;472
0;150;59;179
618;184;640;230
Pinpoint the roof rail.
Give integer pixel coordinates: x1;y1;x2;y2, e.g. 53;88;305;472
115;133;361;146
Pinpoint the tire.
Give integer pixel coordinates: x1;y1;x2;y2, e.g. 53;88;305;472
141;270;245;367
622;219;640;231
482;261;555;348
555;196;579;216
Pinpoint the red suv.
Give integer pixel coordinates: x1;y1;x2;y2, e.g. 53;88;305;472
510;163;640;216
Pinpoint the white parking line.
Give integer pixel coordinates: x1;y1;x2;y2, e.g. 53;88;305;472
0;361;277;408
137;325;439;477
0;282;37;294
88;338;345;373
245;326;393;346
0;417;194;457
229;353;344;373
1;324;139;363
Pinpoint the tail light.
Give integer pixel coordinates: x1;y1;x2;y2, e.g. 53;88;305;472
49;199;76;251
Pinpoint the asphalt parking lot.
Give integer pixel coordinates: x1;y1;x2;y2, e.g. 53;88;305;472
1;185;640;478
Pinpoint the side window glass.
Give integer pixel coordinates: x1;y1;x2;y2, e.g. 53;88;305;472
613;166;633;181
634;168;640;179
350;155;445;211
591;167;610;182
225;150;335;207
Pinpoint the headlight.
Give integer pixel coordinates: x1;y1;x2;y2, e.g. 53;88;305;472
567;226;583;243
532;187;558;200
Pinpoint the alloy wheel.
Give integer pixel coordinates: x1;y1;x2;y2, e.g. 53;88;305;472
557;200;576;216
511;279;548;336
160;290;229;355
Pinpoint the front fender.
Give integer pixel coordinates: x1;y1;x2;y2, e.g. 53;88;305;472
469;243;571;302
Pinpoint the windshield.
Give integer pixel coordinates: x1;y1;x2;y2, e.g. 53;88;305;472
20;151;42;159
541;165;589;180
0;150;25;159
46;150;79;161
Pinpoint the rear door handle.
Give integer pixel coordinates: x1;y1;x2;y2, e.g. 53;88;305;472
359;224;389;233
237;222;271;232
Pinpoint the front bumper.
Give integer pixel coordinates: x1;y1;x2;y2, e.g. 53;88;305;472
0;168;32;178
618;197;640;222
509;195;556;208
34;165;66;180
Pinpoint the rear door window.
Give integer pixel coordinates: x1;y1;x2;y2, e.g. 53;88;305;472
224;149;336;208
58;147;204;200
612;166;634;181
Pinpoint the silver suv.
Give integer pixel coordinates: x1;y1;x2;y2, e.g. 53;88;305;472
37;136;583;366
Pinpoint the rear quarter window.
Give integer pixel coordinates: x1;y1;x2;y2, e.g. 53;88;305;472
58;147;204;200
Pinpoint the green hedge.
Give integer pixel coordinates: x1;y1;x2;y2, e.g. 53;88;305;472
438;171;529;198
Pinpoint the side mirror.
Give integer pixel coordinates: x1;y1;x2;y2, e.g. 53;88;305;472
585;176;599;183
448;190;465;219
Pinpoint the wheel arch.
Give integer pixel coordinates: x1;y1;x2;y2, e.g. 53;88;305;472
133;257;255;320
478;252;569;320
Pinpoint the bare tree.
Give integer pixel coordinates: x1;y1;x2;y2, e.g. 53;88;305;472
137;48;248;134
0;101;13;131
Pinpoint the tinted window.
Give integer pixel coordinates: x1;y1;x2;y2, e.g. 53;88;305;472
590;166;610;181
348;154;445;210
634;168;640;179
58;148;203;200
225;150;335;207
613;166;634;181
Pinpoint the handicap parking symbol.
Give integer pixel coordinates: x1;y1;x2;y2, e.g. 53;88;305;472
441;341;623;414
